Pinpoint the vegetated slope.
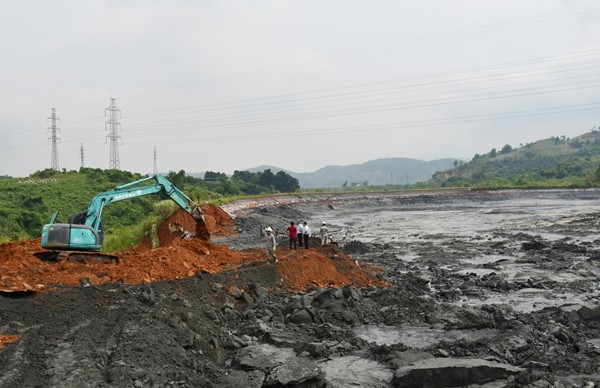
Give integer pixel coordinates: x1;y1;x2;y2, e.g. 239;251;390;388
0;169;157;240
248;157;457;188
432;130;600;187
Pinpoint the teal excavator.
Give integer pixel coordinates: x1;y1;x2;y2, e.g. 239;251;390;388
39;174;207;263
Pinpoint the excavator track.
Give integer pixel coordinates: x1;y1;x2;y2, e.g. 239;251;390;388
33;250;119;264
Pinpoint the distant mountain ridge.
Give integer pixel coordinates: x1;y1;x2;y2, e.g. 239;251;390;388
247;157;457;188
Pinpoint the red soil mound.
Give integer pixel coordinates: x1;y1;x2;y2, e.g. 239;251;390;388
199;204;236;237
0;205;384;292
274;245;386;291
139;205;235;249
0;334;20;349
249;245;386;291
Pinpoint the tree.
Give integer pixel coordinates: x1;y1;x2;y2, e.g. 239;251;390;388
231;170;253;183
204;171;227;181
500;144;513;154
167;169;186;189
490;148;497;158
273;170;300;192
258;169;275;188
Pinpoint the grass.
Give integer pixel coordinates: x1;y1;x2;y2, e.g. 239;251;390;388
103;200;179;252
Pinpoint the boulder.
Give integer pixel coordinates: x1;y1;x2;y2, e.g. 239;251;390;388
227;286;244;299
577;305;600;321
265;357;324;386
342;285;363;301
314;288;343;304
235;344;295;372
289;309;314;325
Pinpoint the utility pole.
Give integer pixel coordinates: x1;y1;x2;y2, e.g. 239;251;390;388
80;143;85;168
105;98;122;170
47;108;60;171
153;146;158;175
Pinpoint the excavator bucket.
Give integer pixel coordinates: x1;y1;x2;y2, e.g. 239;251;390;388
193;213;211;240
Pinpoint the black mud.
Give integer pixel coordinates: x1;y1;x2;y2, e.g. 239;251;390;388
2;189;600;387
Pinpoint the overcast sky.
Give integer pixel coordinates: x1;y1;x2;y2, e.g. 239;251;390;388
1;0;599;177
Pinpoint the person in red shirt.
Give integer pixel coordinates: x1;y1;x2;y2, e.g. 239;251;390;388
286;221;298;250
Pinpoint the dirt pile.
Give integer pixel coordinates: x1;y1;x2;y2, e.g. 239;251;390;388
139;204;236;249
276;245;385;291
0;205;384;292
0;335;19;350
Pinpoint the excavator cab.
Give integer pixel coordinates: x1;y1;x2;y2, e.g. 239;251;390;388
39;210;115;263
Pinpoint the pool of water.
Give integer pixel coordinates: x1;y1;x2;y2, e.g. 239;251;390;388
353;324;501;349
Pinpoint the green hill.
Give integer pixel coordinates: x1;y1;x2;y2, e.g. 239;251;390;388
432;130;600;188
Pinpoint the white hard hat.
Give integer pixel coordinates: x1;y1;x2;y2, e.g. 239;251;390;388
322;222;326;225
265;227;272;232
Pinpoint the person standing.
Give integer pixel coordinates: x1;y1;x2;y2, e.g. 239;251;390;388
319;222;329;246
297;221;304;249
303;221;311;249
264;227;278;264
286;222;298;250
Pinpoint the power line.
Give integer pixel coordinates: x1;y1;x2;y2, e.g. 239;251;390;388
128;102;600;145
5;69;597;148
115;5;600;100
2;3;599;125
5;48;600;141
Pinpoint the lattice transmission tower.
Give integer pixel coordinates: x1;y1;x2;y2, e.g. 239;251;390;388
47;108;61;171
80;143;85;168
153;146;157;174
105;98;122;170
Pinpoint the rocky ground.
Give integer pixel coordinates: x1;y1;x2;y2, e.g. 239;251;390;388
1;190;600;387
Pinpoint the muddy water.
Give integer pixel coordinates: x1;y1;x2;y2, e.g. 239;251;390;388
332;194;600;243
309;190;600;313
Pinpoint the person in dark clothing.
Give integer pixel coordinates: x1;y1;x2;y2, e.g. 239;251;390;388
286;221;298;250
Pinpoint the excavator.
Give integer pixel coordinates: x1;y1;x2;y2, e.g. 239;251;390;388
38;174;208;264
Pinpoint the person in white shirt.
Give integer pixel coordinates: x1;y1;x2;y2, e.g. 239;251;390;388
264;227;278;263
319;222;329;246
297;221;304;249
302;221;311;249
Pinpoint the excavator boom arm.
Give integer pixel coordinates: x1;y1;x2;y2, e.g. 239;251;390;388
84;175;202;230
